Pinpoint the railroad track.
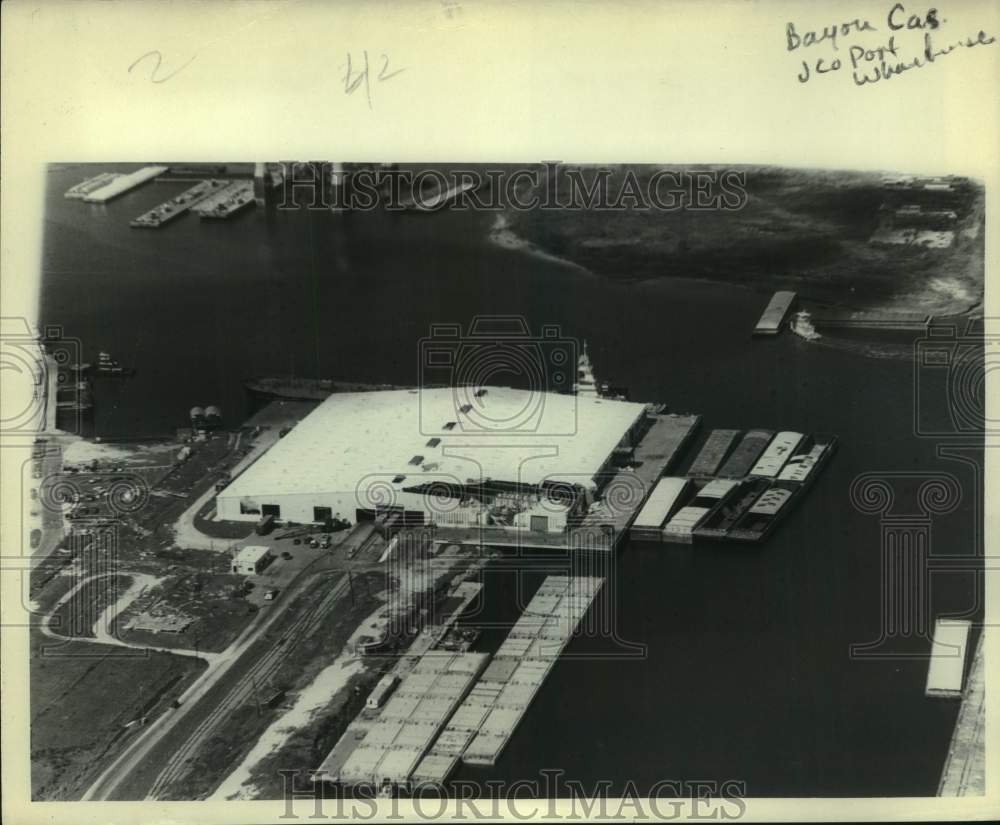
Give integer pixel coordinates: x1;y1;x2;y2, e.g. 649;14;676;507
144;573;349;800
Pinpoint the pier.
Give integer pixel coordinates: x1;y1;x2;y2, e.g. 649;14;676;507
313;575;603;789
312;582;484;786
752;291;796;336
570;412;700;550
65;172;121;200
937;632;985;795
130;179;230;228
424;575;604;773
323;651;490;787
83;166;168;202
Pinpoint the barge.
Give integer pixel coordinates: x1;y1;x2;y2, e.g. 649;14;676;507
752;290;796;336
748;431;803;478
726;434;838;543
926;619;971;699
244;376;406;401
192;180;256;219
130;179;230;227
642;432;838;545
686;429;740;477
717;429;774;478
629;477;690;542
694;477;771;540
661;478;738;544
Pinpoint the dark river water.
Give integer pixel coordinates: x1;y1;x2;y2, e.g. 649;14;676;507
39;164;982;797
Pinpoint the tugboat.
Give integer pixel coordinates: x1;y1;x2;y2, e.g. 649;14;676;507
96;351;134;376
790;310;821;341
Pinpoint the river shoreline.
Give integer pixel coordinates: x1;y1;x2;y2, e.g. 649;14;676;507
490;213;982;320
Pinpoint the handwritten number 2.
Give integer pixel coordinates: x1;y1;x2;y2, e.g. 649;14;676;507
378;54;404;82
128;50;196;84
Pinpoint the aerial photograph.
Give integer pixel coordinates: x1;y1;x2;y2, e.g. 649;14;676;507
23;161;985;805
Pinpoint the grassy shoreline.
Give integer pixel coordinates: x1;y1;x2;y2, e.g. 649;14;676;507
495;165;984;318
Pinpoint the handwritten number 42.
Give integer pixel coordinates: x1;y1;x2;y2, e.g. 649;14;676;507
343;51;405;108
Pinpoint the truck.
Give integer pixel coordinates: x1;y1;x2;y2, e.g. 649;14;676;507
256;513;275;535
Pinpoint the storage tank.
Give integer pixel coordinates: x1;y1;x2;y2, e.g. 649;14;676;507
189;406;205;423
204;405;223;427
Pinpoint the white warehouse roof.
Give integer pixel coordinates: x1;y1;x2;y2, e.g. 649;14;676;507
221;387;645;501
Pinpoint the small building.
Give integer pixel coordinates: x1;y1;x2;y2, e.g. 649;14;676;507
231;544;273;576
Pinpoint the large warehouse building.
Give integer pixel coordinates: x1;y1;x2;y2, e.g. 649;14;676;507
217;387;647;533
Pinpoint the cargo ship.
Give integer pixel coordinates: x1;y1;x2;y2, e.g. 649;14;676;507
244;376;406;401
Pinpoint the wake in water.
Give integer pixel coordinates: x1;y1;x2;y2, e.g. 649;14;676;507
790;324;920;361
